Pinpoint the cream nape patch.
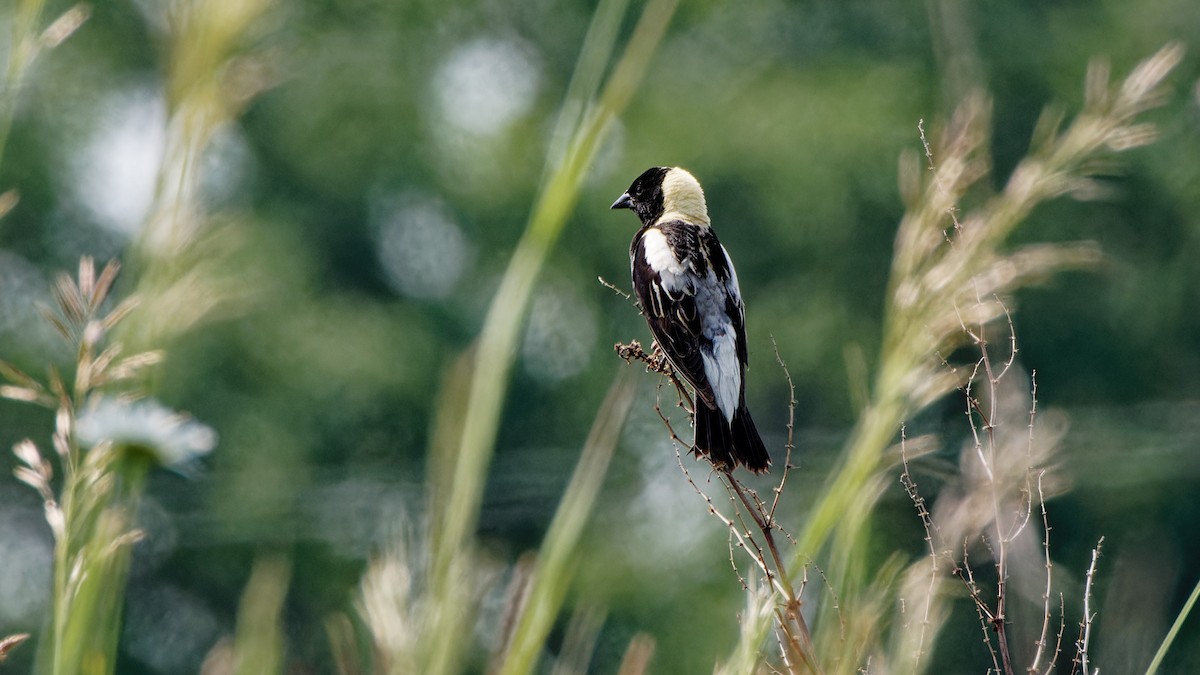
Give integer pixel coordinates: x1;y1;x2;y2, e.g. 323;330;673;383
658;168;710;226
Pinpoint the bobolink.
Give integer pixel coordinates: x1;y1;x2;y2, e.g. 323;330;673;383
612;167;770;474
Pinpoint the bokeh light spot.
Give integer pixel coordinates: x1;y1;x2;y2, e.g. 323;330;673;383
521;283;597;382
0;505;52;628
70;87;166;235
123;584;220;673
0;251;59;355
372;192;472;300
433;37;541;137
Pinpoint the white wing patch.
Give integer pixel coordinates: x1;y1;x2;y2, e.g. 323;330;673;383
641;228;686;290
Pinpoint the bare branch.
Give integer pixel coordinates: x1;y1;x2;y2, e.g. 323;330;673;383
769;337;798;523
1074;538;1105;675
957;547;1003;673
597;275;633;301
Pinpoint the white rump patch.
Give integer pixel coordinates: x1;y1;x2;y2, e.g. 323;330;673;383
701;330;740;423
694;267;741;423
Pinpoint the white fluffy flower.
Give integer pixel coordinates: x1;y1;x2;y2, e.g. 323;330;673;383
76;397;216;468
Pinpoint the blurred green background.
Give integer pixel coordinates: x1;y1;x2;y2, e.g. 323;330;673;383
1;0;1199;673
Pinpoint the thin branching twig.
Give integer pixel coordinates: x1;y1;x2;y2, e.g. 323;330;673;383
616;338;821;674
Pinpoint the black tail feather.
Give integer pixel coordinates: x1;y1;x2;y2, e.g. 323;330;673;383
731;405;770;473
694;397;735;469
693;396;771;474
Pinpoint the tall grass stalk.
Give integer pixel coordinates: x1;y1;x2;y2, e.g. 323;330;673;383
492;372;636;675
421;1;677;673
197;557;291;675
2;0;87;166
0;1;89;202
3;1;271;671
5;259;212;675
722;44;1183;673
1;0;45;166
355;373;637;674
231;557;291;675
1145;576;1200;675
123;0;274;355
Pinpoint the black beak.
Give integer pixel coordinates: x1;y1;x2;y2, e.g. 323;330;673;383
610;193;633;210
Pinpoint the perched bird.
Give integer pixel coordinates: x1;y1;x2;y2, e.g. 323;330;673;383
611;167;770;473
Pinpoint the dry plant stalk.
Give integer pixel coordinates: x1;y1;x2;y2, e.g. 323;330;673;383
818;40;1182;572
880;45;1189;674
801;43;1179;674
855;44;1183;675
615;338;820;674
122;0;276;356
1072;538;1105;675
0;1;91;167
0;634;31;663
892;310;1076;675
3;259;195;675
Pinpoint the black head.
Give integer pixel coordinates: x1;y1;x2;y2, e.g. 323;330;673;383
611;166;670;226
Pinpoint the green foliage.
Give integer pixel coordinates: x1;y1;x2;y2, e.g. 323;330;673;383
1;0;1199;673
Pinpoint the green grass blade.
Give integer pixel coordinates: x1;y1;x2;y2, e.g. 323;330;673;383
1145;575;1200;675
423;1;678;673
495;371;636;675
231;557;291;675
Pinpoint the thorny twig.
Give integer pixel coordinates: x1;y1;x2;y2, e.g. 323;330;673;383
910;303;1110;675
899;430;942;673
615;340;691;412
1049;594;1067;675
598;275;633;301
956;546;1004;674
942;294;1032;674
1073;538;1105;675
637;364;776;588
905;299;1067;675
1029;469;1055;674
769;336;798;526
976;306;1016;675
918;117;964;238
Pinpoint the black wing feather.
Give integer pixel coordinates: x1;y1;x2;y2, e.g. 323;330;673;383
630;224;716;408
